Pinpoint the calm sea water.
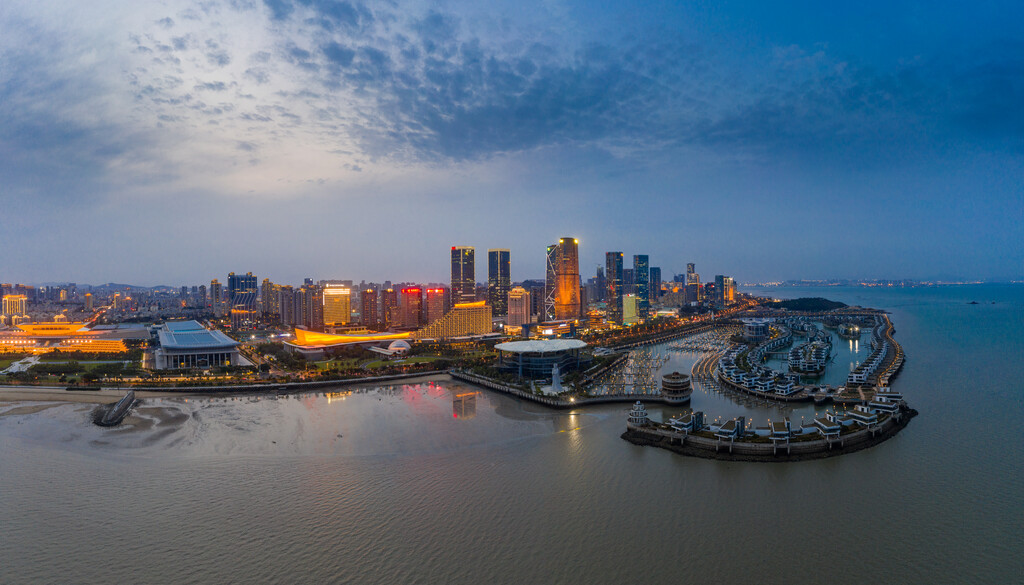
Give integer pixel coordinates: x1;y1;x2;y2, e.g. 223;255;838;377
1;285;1021;584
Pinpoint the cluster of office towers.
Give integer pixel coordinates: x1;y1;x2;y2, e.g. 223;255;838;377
175;240;731;332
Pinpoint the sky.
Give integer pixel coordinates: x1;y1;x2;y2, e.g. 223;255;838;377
1;0;1022;286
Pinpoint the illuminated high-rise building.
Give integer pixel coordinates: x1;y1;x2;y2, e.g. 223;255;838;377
413;301;492;340
451;246;476;303
261;279;277;317
84;293;93;312
425;287;447;325
322;284;351;325
605;252;624;325
650;267;661;302
400;287;423;328
382;288;398;329
228;272;259;329
507;287;531;327
633;255;649;319
362;288;379;330
487;249;511;317
554;237;580;320
210;279;223;315
715;275;726;306
686;263;700;285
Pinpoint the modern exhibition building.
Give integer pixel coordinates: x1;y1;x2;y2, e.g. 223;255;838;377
152;320;241;369
0;322;129;354
285;328;414;360
494;338;588;378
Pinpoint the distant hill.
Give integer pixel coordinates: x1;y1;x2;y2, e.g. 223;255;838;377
761;297;847;311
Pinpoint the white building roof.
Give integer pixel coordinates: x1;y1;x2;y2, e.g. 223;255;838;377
494;339;587;353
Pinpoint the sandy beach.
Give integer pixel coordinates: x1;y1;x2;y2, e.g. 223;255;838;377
0;386;177;405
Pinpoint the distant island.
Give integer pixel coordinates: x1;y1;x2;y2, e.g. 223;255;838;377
760;297;847;312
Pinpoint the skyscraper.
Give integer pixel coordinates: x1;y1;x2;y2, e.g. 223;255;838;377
322;284;351;325
595;266;606;302
507;287;531;327
650;267;661;302
544;244;557;321
361;288;379;330
382;288;398;329
715;275;726;306
451;246;476;303
487;249;511;316
633;255;649;319
605;252;624;325
227;272;259;330
400;287;423;328
425;287;447;325
210;279;223;315
554;237;580;320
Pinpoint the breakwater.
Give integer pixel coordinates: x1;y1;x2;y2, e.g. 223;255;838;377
622;405;917;462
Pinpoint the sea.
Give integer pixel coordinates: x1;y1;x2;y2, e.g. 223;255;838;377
1;284;1021;584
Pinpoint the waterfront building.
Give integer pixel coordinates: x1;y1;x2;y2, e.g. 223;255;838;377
400;287;423;328
2;294;27;317
661;372;692;404
413;301;491;339
152;320;241;369
451;246;476;303
668;411;704;433
495;338;587;379
650;267;661;302
425;287;447;325
715;417;745;440
322;284;351;326
605;252;624;325
286;329;413;359
361;288;379;330
553;237;580;320
507;287;531;327
743;319;771;342
487;249;511;317
633;255;649;319
627;401;650;426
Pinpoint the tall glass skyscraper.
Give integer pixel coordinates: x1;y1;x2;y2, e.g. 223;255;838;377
487;249;511;316
633;255;649;319
450;246;476;303
605;252;624;325
649;267;661;302
554;237;580;320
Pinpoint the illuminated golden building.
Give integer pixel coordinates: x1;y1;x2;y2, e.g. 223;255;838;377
413;301;492;340
554;237;580;321
0;322;128;354
289;328;413;348
2;294;27;316
322;285;351;325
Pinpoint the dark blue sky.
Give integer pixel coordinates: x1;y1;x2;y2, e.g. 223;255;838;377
1;0;1021;285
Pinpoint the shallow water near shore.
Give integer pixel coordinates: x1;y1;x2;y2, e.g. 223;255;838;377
1;284;1021;584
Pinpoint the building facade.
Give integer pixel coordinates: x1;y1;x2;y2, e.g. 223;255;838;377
633;255;649;319
413;301;492;339
605;252;624;325
507;286;531;327
554;237;580;320
487;249;511;317
322;284;351;325
450;246;476;303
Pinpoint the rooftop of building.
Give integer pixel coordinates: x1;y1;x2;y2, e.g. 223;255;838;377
494;339;587;353
158;320;239;350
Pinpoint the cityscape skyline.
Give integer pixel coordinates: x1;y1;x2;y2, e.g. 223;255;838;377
2;1;1022;285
